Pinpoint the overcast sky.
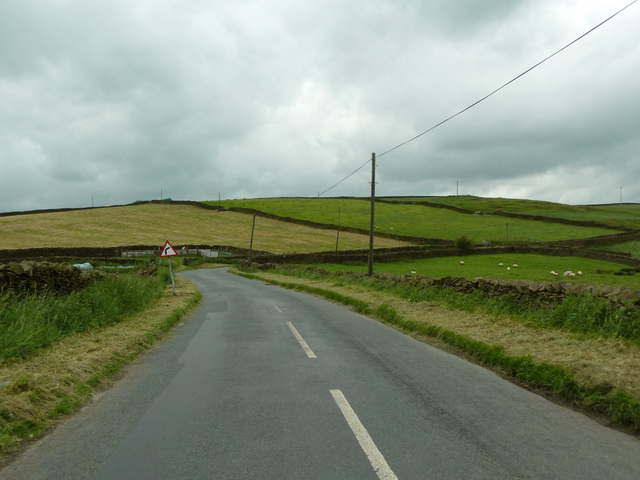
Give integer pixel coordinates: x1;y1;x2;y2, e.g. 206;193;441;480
1;0;638;213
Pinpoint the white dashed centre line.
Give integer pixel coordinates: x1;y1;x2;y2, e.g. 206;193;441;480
330;389;399;480
286;322;317;359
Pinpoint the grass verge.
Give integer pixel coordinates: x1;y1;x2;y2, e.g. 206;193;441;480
0;275;201;464
235;267;640;434
0;273;167;360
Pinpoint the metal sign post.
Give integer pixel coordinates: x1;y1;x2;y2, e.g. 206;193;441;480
160;240;179;295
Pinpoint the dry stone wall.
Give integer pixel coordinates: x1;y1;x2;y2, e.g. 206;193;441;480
0;261;106;296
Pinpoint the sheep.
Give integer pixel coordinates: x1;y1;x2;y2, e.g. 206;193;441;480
507;266;511;271
411;270;416;274
564;271;575;277
459;261;465;265
577;271;583;275
498;263;504;267
512;264;519;268
550;271;559;276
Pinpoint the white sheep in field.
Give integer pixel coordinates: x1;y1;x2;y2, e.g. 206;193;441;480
498;263;504;267
411;270;416;274
512;264;519;268
459;261;465;265
577;271;583;275
550;271;559;276
507;266;511;271
564;271;576;277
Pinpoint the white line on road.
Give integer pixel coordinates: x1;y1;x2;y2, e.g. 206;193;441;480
286;322;317;359
273;304;282;313
330;389;399;480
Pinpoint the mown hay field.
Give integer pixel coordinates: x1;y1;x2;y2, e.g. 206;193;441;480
0;203;414;253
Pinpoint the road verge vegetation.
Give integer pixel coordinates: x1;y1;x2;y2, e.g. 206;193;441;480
0;273;166;359
234;264;640;434
0;270;201;464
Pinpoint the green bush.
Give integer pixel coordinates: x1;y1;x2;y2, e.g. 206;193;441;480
454;235;474;250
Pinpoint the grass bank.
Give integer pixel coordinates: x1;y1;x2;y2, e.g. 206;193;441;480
234;265;640;434
0;275;201;463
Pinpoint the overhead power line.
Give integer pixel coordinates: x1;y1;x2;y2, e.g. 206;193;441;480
317;0;638;197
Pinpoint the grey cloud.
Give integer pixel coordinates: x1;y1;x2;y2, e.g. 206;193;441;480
1;1;639;212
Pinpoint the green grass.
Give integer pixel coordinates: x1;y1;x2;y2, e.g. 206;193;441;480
593;240;640;259
309;253;640;290
383;195;640;230
214;197;620;243
0;272;166;360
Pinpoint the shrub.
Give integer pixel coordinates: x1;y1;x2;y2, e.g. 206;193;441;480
454;235;474;251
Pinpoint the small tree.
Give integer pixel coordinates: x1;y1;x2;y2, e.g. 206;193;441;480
455;235;474;251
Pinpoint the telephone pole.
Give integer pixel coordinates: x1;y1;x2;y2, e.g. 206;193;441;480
367;153;376;276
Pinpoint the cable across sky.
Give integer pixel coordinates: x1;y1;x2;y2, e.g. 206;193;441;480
316;0;638;197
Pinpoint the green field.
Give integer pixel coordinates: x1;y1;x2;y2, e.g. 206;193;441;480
311;253;640;289
594;240;640;259
214;198;621;243
383;196;640;230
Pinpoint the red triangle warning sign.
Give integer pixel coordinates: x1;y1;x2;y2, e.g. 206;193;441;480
160;240;179;257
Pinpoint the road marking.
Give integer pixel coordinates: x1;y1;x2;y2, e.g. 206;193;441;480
330;389;398;480
286;322;317;358
273;304;282;313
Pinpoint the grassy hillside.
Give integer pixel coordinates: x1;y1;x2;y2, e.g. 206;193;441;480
214;197;622;243
0;203;413;254
384;196;640;230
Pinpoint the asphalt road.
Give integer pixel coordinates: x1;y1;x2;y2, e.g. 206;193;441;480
2;268;640;479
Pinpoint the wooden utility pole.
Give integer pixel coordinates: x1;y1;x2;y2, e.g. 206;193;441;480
367;153;376;276
248;213;257;262
335;208;341;252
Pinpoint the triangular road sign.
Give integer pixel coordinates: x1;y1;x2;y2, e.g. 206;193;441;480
160;240;179;257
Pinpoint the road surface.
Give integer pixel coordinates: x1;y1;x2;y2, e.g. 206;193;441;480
1;268;639;479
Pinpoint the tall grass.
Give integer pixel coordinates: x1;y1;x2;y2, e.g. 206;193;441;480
0;273;166;360
542;294;640;339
